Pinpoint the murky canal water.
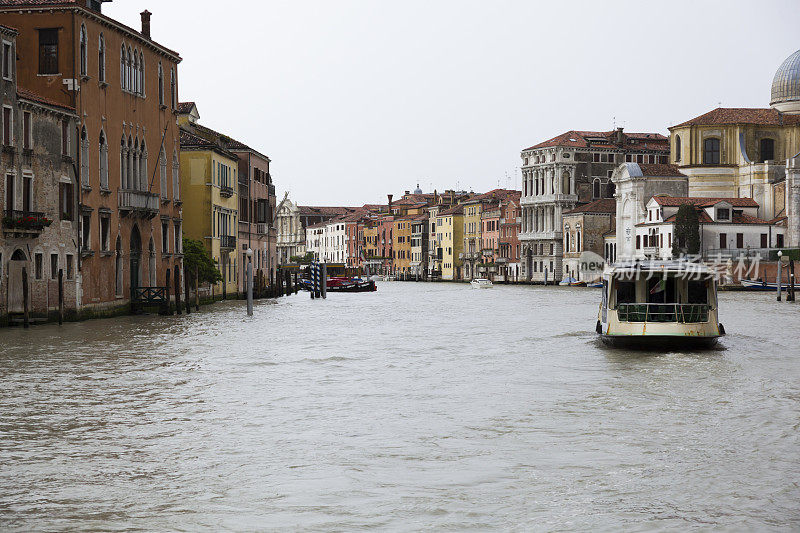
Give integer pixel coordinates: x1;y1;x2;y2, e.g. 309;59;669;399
0;283;798;531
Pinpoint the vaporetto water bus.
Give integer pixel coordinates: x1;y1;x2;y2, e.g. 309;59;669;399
596;260;725;349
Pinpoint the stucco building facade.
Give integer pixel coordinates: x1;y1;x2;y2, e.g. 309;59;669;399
0;2;184;314
1;25;80;322
519;128;669;282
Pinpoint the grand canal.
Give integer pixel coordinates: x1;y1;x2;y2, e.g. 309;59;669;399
0;282;798;531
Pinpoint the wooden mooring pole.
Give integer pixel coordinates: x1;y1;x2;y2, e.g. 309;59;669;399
58;268;64;325
22;267;29;329
788;259;796;302
184;265;191;314
165;267;172;315
174;264;182;315
195;266;200;311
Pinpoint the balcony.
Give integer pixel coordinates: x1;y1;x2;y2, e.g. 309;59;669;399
256;222;268;235
220;235;236;250
118;189;159;218
220;185;234;198
2;210;52;238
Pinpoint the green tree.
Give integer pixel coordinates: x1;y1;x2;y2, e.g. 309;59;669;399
672;204;701;257
290;252;315;264
183;238;222;285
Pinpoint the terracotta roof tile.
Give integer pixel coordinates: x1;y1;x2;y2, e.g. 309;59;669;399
651;196;759;208
179;130;216;149
440;204;464;215
672;107;800;128
17;88;75;112
563;198;616;215
523;130;668;151
177;101;195;114
648;209;770;226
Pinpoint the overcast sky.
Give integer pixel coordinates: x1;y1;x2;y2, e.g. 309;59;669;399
108;0;799;206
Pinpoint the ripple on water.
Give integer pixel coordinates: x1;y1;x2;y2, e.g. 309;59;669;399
0;286;798;530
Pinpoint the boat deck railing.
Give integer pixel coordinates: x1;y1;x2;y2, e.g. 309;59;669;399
616;303;710;323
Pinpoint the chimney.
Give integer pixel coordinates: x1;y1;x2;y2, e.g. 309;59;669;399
387;194;393;211
141;10;152;39
616;127;624;146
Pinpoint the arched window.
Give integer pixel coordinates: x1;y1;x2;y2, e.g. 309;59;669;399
576;230;581;252
133;52;139;94
115;236;123;296
126;136;133;189
132;138;139;189
80;126;89;186
99;130;108;189
592;178;601;199
703;138;720;165
170;68;176;109
79;25;87;76
120;137;127;189
172;150;180;201
562;170;570;195
120;45;126;89
674;135;681;162
759;138;775;163
159;147;167;199
98;33;105;82
126;46;133;91
139;52;145;96
140;140;147;190
158;62;164;105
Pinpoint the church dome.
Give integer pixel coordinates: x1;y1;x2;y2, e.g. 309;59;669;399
771;48;800;114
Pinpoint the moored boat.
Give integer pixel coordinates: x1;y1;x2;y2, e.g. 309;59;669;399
740;278;787;291
596;260;725;349
559;276;578;286
470;278;493;289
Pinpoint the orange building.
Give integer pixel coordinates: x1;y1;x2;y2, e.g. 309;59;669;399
0;2;183;314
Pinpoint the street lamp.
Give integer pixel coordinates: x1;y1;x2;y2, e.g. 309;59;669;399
246;248;254;316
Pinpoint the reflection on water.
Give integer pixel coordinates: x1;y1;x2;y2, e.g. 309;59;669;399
0;284;798;531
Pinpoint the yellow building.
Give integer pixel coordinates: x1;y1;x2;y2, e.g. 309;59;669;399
436;204;464;280
392;217;414;277
460;199;483;280
178;112;239;297
669;108;800;220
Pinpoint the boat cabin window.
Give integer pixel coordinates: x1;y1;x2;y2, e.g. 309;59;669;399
647;277;676;304
616;281;636;305
687;280;708;304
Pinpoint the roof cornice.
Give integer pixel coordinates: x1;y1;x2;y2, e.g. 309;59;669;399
0;4;182;62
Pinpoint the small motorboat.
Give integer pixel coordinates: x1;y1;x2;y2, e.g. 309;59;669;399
470;278;493;289
559;276;578;286
596;260;725;349
570;280;587;287
740;278;787;291
299;277;377;293
586;281;603;288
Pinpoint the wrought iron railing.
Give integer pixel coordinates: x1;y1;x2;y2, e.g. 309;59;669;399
3;209;51;230
256;222;268;235
616;303;710;323
220;235;236;249
131;286;167;303
220;185;234;198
